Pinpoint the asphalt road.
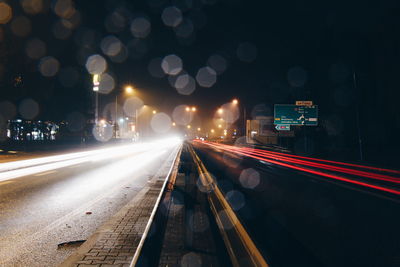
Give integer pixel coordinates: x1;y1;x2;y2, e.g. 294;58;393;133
0;139;181;267
193;142;400;267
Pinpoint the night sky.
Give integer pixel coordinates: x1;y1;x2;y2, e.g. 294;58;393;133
0;0;400;164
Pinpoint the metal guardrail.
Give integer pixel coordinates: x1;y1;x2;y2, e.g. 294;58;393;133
129;145;183;267
188;145;269;267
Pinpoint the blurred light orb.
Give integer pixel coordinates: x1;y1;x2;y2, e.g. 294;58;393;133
130;17;151;38
151;112;172;133
188;211;210;233
58;67;79;88
207;54;227;75
0;101;17;120
226;190;245;211
39;56;60;77
109;44;129;63
239;168;260;189
161;6;182;27
217;209;238;230
161;54;182;75
85;54;107;75
104;10;126;33
98;73;115;94
196;66;216;88
237;42;257;63
287;66;308;87
11;16;31;37
0;3;12;24
101;35;122;57
92;122;113;142
102;103;120;121
148;57;165;78
25;38;46;59
53;0;76;19
61;10;81;29
181;252;202;267
174;73;189;88
21;0;44;15
52;19;72;40
123;96;144;117
176;74;196;95
19;98;39;119
172;105;192;125
173;18;194;38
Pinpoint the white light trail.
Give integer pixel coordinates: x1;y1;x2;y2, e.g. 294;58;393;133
0;137;182;183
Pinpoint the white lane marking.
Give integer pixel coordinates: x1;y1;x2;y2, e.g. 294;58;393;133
34;170;57;177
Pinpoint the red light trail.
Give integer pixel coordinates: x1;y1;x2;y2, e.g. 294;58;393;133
194;141;400;196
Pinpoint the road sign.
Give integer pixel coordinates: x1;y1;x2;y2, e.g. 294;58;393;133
275;124;290;131
296;101;313;106
274;104;318;126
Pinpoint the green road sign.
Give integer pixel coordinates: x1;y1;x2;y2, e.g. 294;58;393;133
274;104;318;126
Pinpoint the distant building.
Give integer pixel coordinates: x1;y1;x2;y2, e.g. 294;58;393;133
7;120;59;141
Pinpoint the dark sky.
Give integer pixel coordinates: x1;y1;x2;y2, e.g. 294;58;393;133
1;0;400;161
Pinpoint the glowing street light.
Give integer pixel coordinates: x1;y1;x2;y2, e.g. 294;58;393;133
197;127;201;131
152;110;157;114
218;124;222;128
187;125;191;129
232;99;238;105
186;106;196;112
211;129;215;133
218;108;223;114
125;85;134;94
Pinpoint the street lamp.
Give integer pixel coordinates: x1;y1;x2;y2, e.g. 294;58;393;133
115;85;134;138
152;110;157;114
92;74;100;124
125;86;133;94
232;99;238;105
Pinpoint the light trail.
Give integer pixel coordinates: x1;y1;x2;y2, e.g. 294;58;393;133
208;143;400;183
0;137;182;183
195;141;400;196
243;145;400;175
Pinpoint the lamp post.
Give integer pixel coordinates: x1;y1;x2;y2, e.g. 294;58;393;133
93;74;100;124
114;85;134;139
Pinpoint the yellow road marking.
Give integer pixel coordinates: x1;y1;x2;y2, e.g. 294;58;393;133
0;181;14;186
34;170;57;177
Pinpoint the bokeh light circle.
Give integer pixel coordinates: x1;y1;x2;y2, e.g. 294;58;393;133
196;66;216;88
151;112;172;133
85;54;107;75
39;56;60;77
19;98;39;120
161;54;182;75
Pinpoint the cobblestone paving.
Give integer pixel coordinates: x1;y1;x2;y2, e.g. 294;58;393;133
71;181;164;267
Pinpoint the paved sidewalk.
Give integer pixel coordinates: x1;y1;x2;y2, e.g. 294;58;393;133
60;147;180;267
